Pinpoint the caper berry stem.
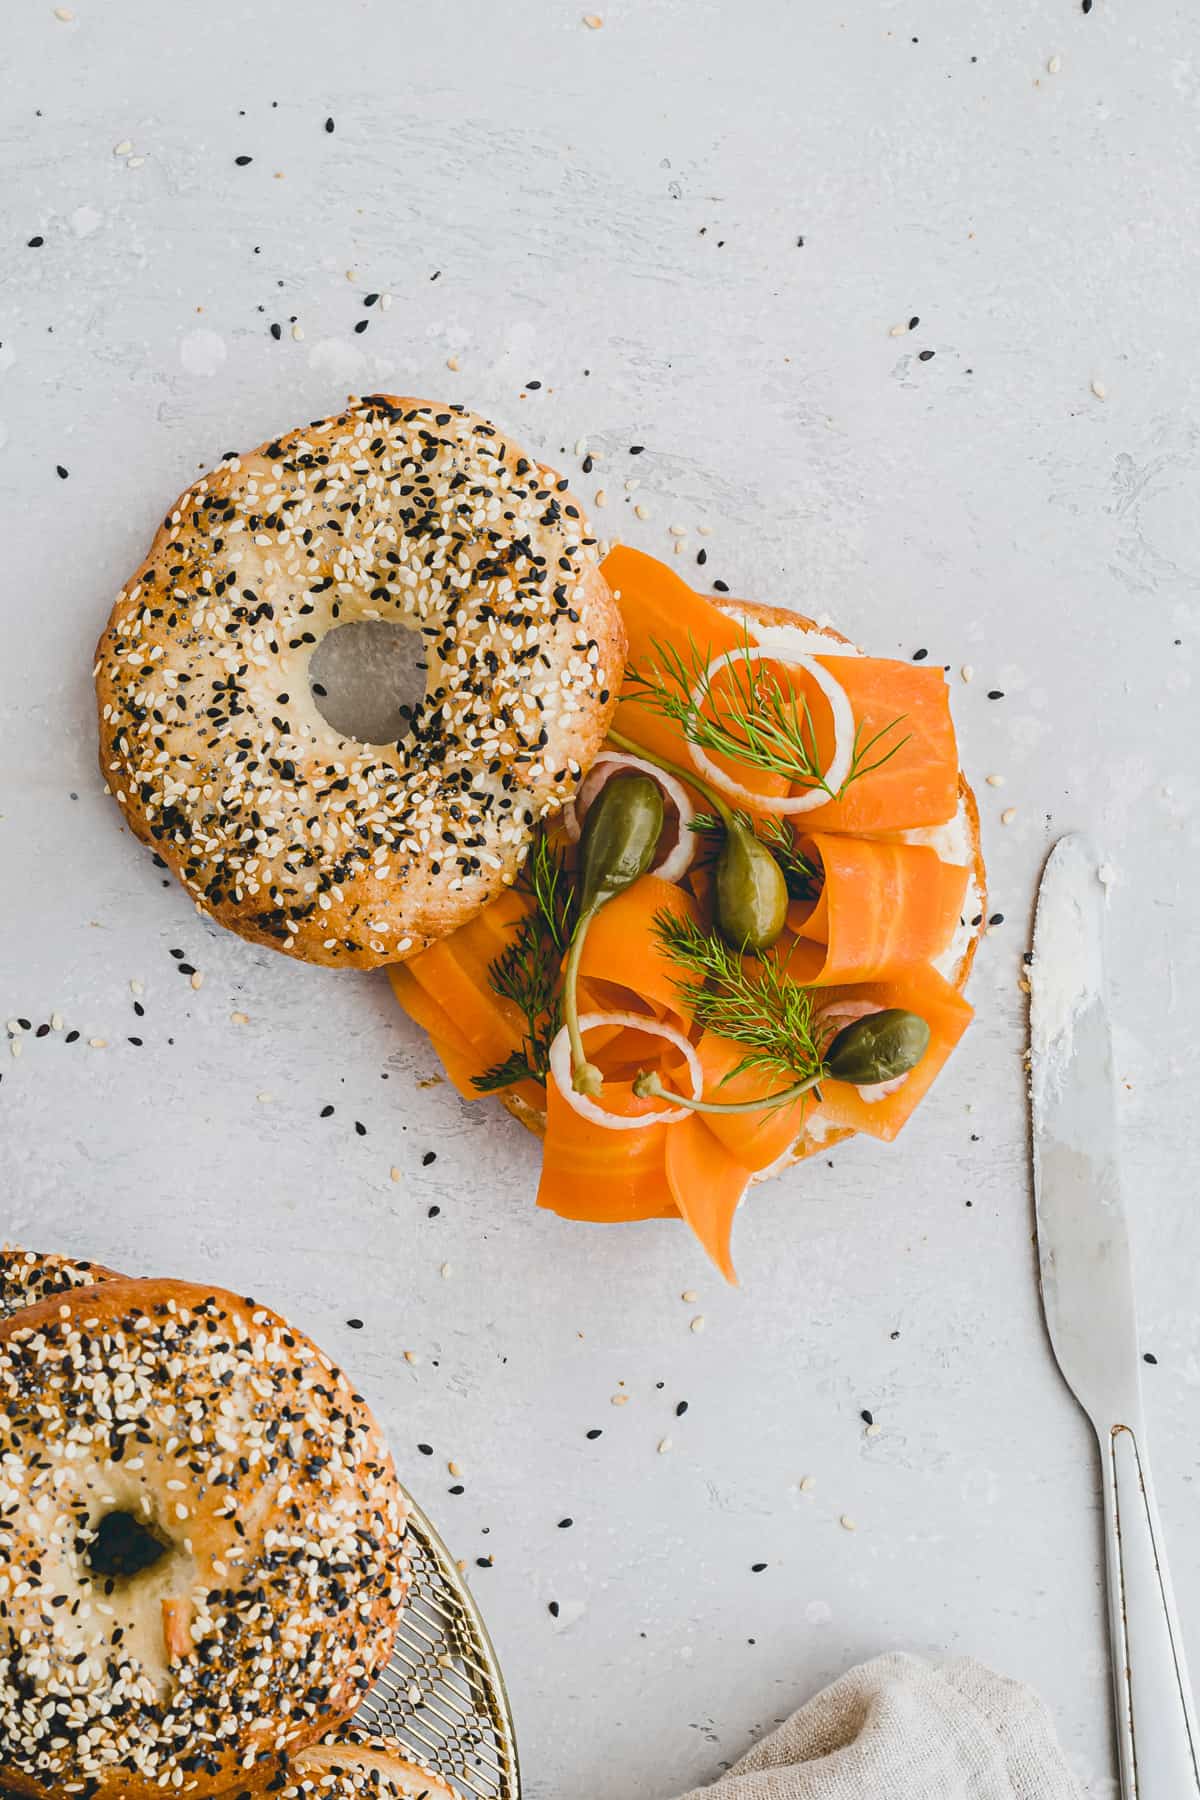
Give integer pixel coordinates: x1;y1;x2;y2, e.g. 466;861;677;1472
563;905;604;1095
607;729;736;828
633;1067;823;1115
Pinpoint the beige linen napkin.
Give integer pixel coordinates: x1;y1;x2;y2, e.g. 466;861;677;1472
672;1654;1086;1800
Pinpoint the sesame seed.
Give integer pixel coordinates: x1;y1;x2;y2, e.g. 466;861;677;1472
690;1315;706;1333
189;970;203;990
594;488;608;506
230;1011;249;1024
610;1393;628;1406
1001;807;1017;825
961;665;974;682
657;1437;672;1454
799;1475;816;1492
234;154;253;166
88;1037;107;1049
113;140;133;156
583;11;603;25
1091;377;1107;400
1047;53;1062;72
840;1515;858;1531
986;773;1005;787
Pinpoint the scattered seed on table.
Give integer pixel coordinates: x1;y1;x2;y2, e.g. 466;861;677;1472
347;1318;363;1330
840;1515;857;1532
1047;53;1063;73
611;1393;628;1407
675;1400;689;1417
989;912;1005;926
354;1120;366;1136
751;1562;767;1573
866;1421;882;1438
1091;377;1107;400
390;1165;402;1182
1001;807;1017;826
50;1012;63;1031
422;1151;437;1166
861;1409;874;1425
230;1010;249;1025
1144;1352;1158;1365
65;1030;80;1044
427;1204;440;1218
269;322;282;340
696;548;708;565
912;648;928;661
987;689;1005;699
88;1038;107;1050
799;1475;816;1492
586;1428;603;1440
657;1438;672;1455
418;1443;433;1455
190;970;203;990
690;1316;706;1333
320;1104;335;1118
441;1262;452;1279
56;465;69;480
986;773;1005;787
404;1349;420;1364
476;1556;492;1569
363;293;379;307
234;155;253;166
558;1518;573;1530
354;319;369;334
114;140;133;157
548;1600;560;1617
712;579;730;593
909;315;920;329
918;349;935;362
27;236;44;248
325;116;335;132
634;503;650;520
961;665;974;683
594;488;608;506
448;1484;464;1495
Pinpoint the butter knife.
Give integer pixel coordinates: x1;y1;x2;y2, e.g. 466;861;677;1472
1030;833;1199;1797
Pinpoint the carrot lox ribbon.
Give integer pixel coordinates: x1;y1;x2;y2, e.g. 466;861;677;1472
785;834;969;986
805;962;973;1142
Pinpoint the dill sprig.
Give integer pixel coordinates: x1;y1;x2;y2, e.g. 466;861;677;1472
690;810;822;902
623;630;909;799
472;833;579;1091
652;908;823;1083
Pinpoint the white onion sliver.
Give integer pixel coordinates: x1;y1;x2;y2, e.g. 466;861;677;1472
548;1010;703;1132
687;646;855;816
564;752;697;883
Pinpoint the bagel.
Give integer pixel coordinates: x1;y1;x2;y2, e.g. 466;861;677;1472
0;1278;409;1800
267;1731;461;1799
498;598;986;1174
95;397;624;969
0;1244;124;1319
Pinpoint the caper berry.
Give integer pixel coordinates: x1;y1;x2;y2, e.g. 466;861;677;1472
715;816;789;951
824;1009;930;1086
578;773;665;915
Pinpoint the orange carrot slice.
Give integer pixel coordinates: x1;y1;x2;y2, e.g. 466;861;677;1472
537;1069;676;1222
798;658;959;832
576;874;699;1024
404;890;532;1069
664;1115;752;1283
786;835;969;984
807;963;973;1141
691;1030;812;1173
388;964;476;1062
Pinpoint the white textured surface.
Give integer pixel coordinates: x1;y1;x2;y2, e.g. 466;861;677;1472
1;4;1198;1797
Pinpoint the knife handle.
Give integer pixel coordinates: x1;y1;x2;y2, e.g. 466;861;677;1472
1102;1422;1200;1797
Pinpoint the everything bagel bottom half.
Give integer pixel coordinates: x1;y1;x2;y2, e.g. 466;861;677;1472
0;1277;409;1800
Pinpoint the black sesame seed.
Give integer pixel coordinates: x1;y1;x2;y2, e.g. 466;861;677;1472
629;444;644;455
912;647;928;661
987;689;1005;700
270;322;282;340
177;962;196;976
890;1329;901;1340
988;912;1004;926
346;1318;364;1329
35;1023;49;1038
548;1600;560;1617
796;235;805;246
918;348;935;362
28;235;44;248
235;154;253;166
133;1001;144;1017
170;948;184;959
17;1019;31;1031
128;1036;143;1047
325;116;335;132
476;1556;493;1568
418;1443;433;1455
56;464;69;480
557;1517;573;1529
427;1205;440;1218
586;1429;602;1440
320;1104;335;1118
1082;0;1092;12
422;1150;437;1166
581;454;593;473
861;1409;874;1425
1143;1352;1157;1364
354;319;369;334
448;1483;465;1495
354;1120;366;1136
65;1030;80;1043
696;548;707;565
675;1401;688;1417
751;1562;767;1573
525;379;542;390
909;315;920;329
713;579;730;593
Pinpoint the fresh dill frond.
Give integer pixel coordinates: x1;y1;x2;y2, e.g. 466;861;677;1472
473;1048;543;1094
652;908;823;1083
688;810;821;901
470;829;576;1092
624;630;910;799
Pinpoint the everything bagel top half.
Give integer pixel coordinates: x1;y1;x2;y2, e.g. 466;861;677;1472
95;397;623;968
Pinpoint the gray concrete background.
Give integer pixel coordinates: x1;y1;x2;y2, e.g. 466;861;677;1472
2;3;1198;1795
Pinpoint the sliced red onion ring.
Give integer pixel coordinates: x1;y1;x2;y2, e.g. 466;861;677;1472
687;646;854;816
561;753;696;883
815;1000;907;1100
548;1010;703;1131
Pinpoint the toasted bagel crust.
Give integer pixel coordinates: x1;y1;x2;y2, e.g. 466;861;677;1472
501;598;986;1174
96;397;625;969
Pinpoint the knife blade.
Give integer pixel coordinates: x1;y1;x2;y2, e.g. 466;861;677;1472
1030;832;1200;1798
1029;832;1141;1430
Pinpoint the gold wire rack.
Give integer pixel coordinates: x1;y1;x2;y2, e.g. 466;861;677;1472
353;1486;521;1799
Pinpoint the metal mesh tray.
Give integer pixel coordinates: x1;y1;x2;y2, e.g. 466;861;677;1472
353;1485;521;1799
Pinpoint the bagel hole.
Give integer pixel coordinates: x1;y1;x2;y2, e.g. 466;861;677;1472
87;1509;170;1580
308;620;428;745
